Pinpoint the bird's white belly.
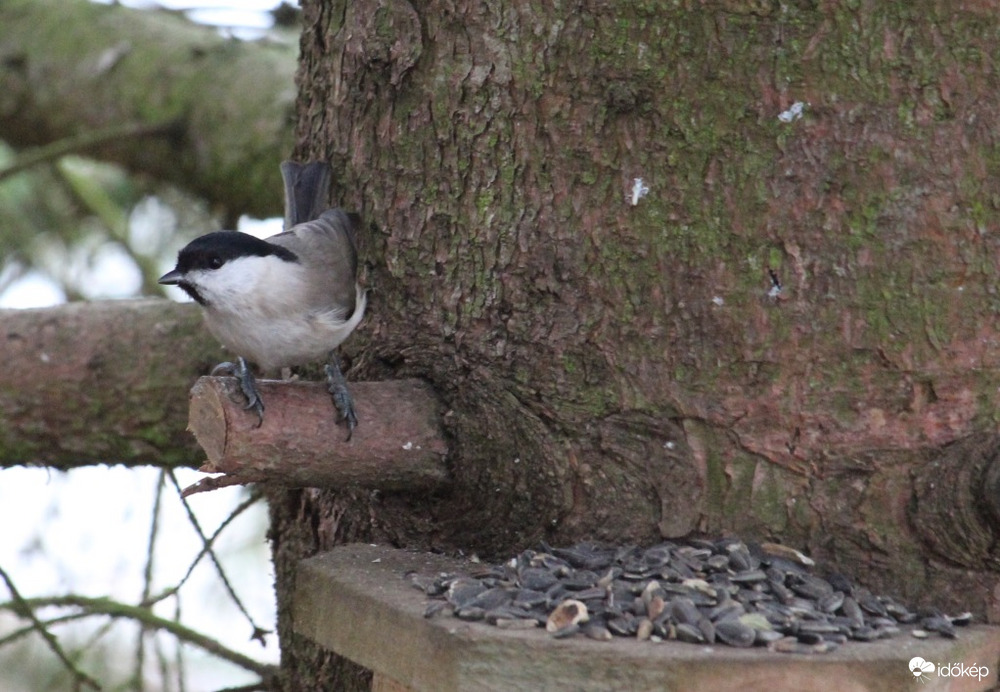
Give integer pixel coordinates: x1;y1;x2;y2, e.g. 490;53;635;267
204;305;360;370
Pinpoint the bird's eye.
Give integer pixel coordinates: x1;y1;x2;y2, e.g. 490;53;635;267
208;256;223;269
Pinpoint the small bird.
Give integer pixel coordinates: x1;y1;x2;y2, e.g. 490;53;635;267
158;161;366;436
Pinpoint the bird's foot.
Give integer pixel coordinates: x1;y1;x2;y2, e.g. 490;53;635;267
325;354;357;440
211;357;265;426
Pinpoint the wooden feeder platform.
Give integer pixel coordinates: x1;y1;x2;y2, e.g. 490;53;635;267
294;544;1000;692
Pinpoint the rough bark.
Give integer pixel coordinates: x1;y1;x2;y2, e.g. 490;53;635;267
268;4;1000;684
0;300;222;469
6;0;999;687
0;0;297;218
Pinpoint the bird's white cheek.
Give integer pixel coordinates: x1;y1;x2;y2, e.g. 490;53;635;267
190;260;267;308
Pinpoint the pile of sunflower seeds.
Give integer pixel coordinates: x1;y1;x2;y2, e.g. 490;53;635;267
409;539;972;653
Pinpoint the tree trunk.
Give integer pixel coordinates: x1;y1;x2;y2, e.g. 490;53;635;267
272;1;1000;687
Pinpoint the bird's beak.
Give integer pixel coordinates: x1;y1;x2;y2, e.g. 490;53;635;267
158;269;183;285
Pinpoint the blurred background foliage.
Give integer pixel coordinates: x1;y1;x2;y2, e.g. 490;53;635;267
0;143;220;305
0;2;298;690
0;0;301;308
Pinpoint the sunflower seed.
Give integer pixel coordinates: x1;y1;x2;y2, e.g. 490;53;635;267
413;537;970;653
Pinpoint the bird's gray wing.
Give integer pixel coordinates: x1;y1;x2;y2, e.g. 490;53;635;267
269;209;359;318
281;161;332;228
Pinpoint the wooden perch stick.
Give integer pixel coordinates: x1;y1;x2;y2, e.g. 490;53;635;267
184;377;450;496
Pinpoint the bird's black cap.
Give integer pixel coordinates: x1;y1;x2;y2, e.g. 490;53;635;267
158;231;298;304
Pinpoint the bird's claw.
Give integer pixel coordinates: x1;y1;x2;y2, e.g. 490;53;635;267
210;361;236;377
212;358;265;427
325;356;357;441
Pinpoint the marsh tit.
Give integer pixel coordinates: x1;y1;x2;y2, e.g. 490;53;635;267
158;161;366;435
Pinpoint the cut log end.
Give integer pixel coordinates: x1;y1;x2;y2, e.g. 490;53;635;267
910;433;1000;571
186;377;450;494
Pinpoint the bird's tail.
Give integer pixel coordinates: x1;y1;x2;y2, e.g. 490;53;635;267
280;161;332;229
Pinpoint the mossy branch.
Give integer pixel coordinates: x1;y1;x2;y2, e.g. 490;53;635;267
0;593;279;683
0;120;181;183
0;565;101;690
0;300;223;470
0;0;297;217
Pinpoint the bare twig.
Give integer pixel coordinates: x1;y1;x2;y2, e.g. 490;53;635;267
170;598;188;692
0;565;102;690
143;488;263;607
165;472;269;644
0;594;278;682
136;470;168;692
0;612;92;647
181;473;268;498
